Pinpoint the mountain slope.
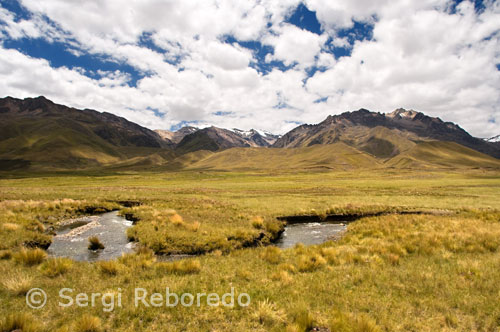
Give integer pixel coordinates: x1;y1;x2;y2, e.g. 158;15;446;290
274;108;500;159
175;127;252;154
0;96;173;170
184;143;381;171
386;141;500;169
155;127;198;144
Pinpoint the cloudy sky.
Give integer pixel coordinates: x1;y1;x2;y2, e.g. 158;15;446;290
0;0;499;137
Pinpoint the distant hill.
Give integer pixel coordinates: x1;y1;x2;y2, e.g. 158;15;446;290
183;143;381;171
273;108;500;159
0;96;173;170
1;96;498;172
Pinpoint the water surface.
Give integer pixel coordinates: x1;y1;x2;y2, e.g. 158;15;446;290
47;211;134;261
275;222;346;249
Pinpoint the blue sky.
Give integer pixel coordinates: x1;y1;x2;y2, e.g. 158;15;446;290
0;0;499;137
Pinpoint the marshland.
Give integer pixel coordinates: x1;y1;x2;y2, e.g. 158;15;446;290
1;169;499;331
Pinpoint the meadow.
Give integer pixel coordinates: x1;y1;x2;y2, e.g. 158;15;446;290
0;168;499;331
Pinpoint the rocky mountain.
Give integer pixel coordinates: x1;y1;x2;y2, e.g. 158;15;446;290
229;128;280;147
154;126;280;154
0;96;173;170
174;126;253;154
273;108;500;159
155;126;198;144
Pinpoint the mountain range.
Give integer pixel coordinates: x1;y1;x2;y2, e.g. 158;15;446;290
0;96;499;172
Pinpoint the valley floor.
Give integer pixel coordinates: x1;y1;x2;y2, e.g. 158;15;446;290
0;169;499;331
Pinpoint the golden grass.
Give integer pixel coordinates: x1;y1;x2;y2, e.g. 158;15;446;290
14;248;47;266
88;236;105;250
1;272;33;295
74;315;103;332
39;257;73;277
0;313;41;332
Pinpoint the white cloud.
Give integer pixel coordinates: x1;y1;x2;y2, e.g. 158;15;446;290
0;0;498;138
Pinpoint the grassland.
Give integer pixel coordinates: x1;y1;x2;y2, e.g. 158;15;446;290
0;168;499;331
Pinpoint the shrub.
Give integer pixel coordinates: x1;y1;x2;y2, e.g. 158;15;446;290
97;260;121;276
2;273;33;295
260;246;282;264
74;315;102;332
297;254;326;272
39;258;73;277
0;313;42;332
88;236;105;250
14;248;47;266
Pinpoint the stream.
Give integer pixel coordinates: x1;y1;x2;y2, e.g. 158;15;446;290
275;222;347;249
47;211;134;262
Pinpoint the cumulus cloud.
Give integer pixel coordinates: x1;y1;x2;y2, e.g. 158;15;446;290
0;0;498;137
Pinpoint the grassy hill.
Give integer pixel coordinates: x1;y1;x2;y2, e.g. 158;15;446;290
0;96;173;170
183;143;382;171
387;141;500;169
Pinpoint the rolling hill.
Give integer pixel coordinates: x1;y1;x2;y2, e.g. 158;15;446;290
0;96;499;172
0;96;173;170
273;108;500;159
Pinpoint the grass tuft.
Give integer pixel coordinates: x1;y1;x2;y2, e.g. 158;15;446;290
97;260;122;276
0;312;42;332
1;273;33;295
88;236;105;250
260;246;282;264
39;257;73;277
74;314;103;332
156;259;201;275
297;254;327;272
14;248;47;266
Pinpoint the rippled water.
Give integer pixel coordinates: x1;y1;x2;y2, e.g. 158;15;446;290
47;211;134;261
275;222;346;249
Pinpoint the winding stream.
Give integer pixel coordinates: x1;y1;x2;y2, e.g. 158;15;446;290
275;222;346;249
47;211;134;262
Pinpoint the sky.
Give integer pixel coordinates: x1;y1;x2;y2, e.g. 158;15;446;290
0;0;499;137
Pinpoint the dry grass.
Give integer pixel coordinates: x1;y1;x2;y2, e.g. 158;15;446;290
88;236;105;250
1;273;33;295
155;259;201;275
74;315;103;332
39;257;73;277
260;246;282;264
0;313;41;332
14;248;47;266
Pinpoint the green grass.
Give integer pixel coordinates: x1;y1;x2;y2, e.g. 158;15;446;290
0;169;499;331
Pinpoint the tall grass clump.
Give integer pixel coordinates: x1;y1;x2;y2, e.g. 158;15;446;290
297;253;326;272
260;246;282;264
1;273;33;295
252;299;286;327
156;259;201;275
74;314;103;332
250;216;264;229
0;313;42;332
97;260;122;276
14;248;47;266
88;236;105;250
39;257;73;277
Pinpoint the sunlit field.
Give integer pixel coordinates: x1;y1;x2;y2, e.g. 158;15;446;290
1;169;499;331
